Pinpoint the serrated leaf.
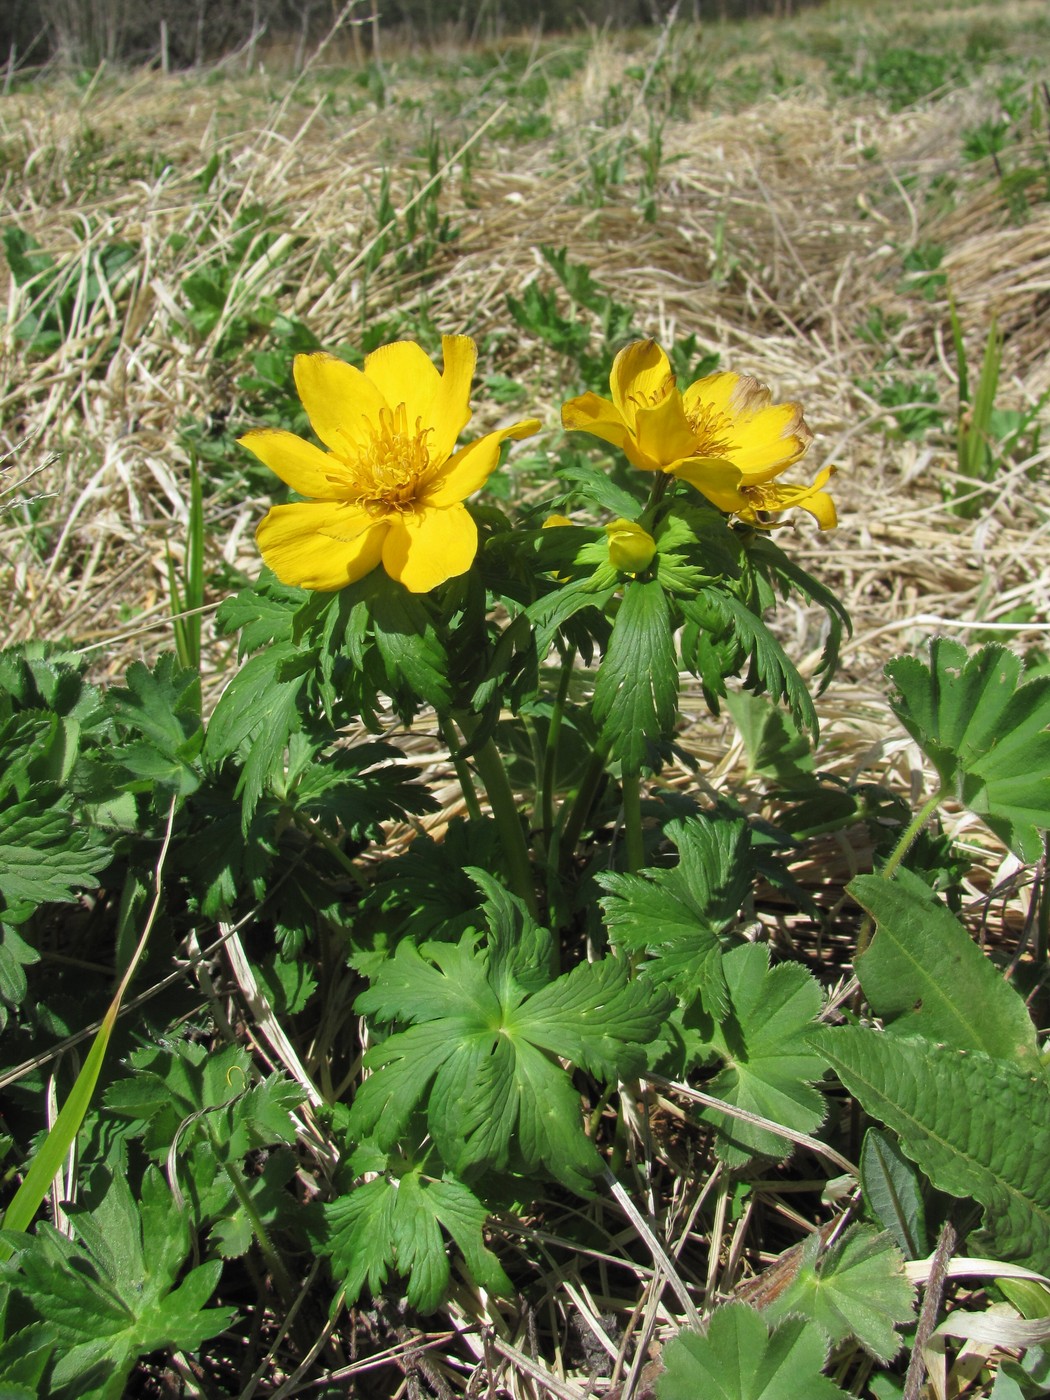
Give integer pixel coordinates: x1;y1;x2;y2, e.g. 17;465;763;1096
762;1225;915;1362
859;1129;928;1259
886;639;1050;860
106;656;202;796
349;889;673;1190
684;590;819;737
598;812;754;1012
324;1166;511;1313
2;1168;233;1400
687;943;827;1166
745;533;852;690
0;797;111;923
852;870;1039;1067
203;642;307;825
813;1026;1050;1272
369;580;450;712
592;578;678;775
658;1304;841;1400
724;689;816;786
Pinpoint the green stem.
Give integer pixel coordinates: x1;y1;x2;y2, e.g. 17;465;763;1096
463;725;538;918
554;741;611;875
294;815;367;890
213;1134;296;1304
881;787;945;882
856;786;945;959
539;652;575;845
439;717;483;823
621;770;644;874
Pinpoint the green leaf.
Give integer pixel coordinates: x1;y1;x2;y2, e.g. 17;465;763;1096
813;1026;1050;1272
744;533;852;692
349;887;672;1191
685;590;818;737
105;656;203;797
202;641;307;825
859;1129;928;1259
686;943;827;1166
852;870;1040;1067
592;578;678;775
724;689;816;786
598;812;755;1013
369;578;451;712
2;1168;233;1400
0;796;111;924
658;1304;841;1400
325;1166;512;1313
886;639;1050;859
762;1225;915;1362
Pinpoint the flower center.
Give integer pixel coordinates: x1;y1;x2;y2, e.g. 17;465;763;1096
686;401;736;459
339;404;433;516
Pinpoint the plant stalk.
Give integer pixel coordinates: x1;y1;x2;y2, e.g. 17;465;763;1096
463;726;538;917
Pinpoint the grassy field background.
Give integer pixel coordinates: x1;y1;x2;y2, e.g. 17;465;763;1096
2;0;1050;1393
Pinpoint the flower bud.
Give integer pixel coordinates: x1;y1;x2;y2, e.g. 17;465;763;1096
605;519;656;573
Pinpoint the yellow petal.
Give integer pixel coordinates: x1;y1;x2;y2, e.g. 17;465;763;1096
426;335;478;463
238;429;347;500
543;514;573;528
799;487;837;530
256;501;386;591
381;503;478;592
424;419;540;508
362;339;443;439
732;402;811;477
670;457;746;512
561;391;634;454
609;340;675;427
632;390;701;470
294;353;387;454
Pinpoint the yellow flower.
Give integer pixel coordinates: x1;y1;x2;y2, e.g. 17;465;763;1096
605;518;656;572
241;336;540;593
542;514;574;529
562;340;834;528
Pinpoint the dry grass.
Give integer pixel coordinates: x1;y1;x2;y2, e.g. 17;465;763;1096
3;0;1050;1393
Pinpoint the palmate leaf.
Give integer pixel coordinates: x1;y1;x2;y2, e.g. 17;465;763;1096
1;1167;233;1400
598;812;755;1014
852;869;1040;1067
592;577;679;775
762;1225;915;1363
683;943;827;1166
324;1159;512;1313
658;1304;841;1400
886;638;1050;860
813;1026;1050;1272
348;881;673;1191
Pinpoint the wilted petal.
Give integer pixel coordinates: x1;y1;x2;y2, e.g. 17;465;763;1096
732;402;812;477
256;500;386;590
682;371;742;418
238;429;347;500
382;502;478;592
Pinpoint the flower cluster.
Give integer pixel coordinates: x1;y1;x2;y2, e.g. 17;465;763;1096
243;333;836;595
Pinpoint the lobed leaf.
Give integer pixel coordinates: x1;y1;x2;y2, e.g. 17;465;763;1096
658;1303;841;1400
886;638;1050;860
762;1224;915;1362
